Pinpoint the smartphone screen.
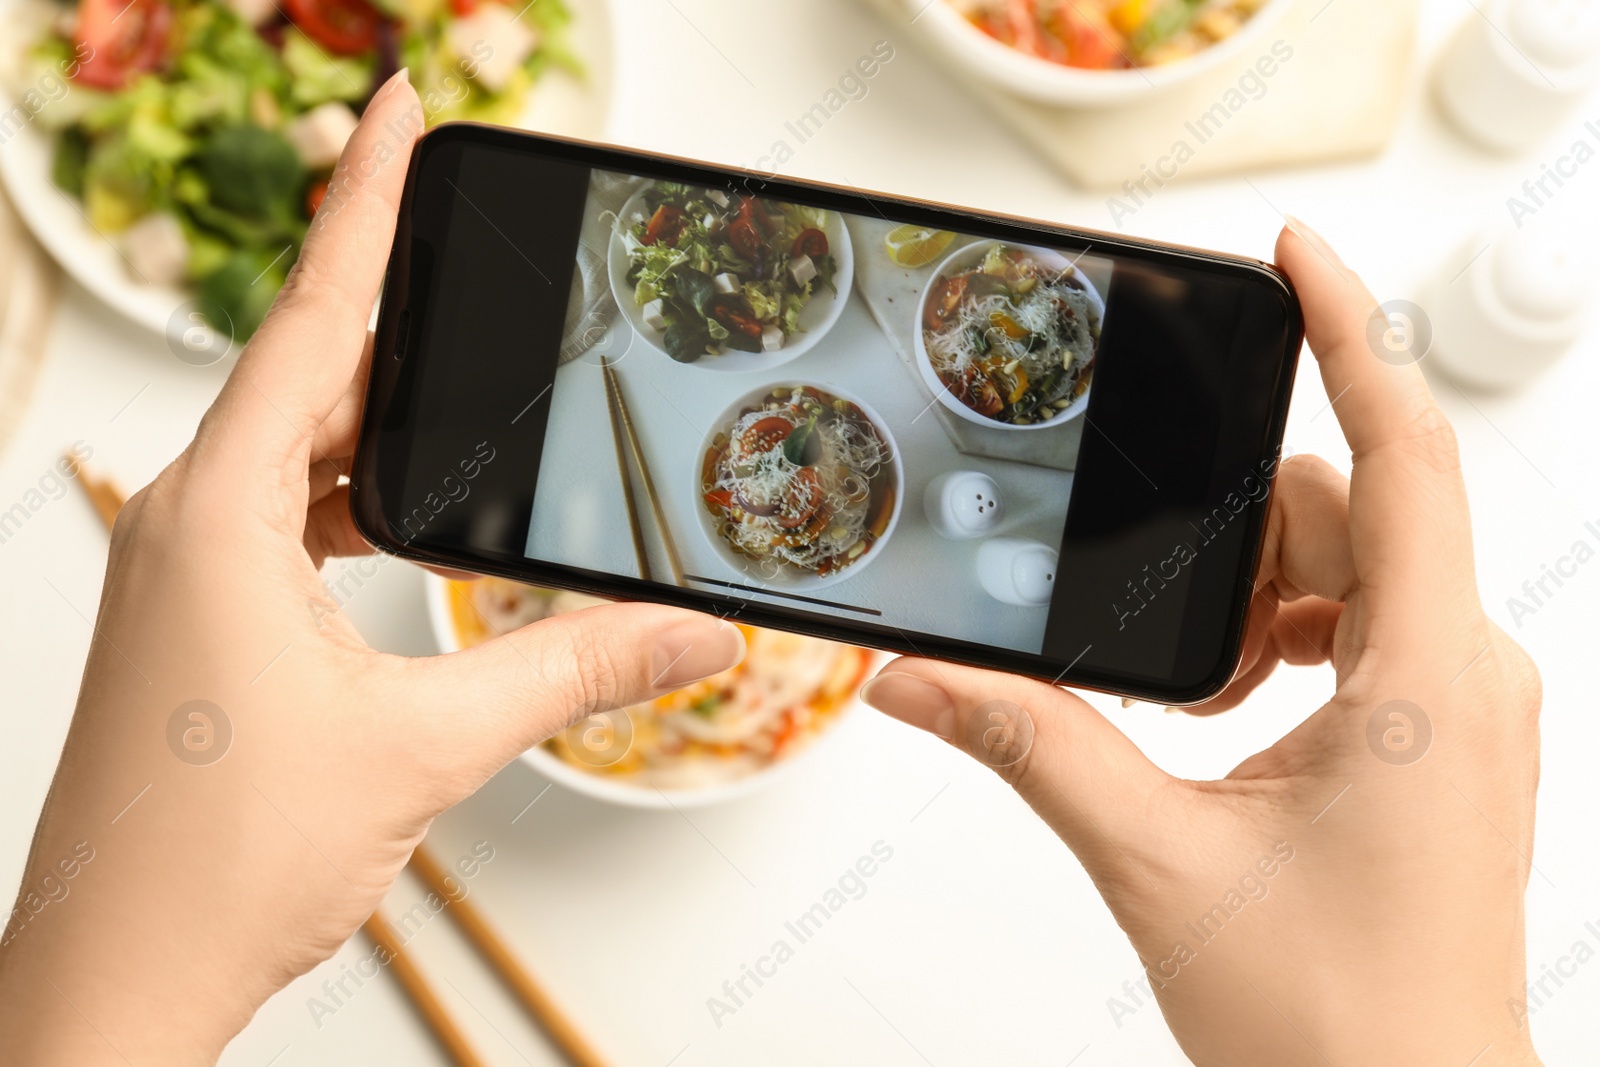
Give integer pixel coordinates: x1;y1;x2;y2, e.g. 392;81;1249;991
354;126;1301;704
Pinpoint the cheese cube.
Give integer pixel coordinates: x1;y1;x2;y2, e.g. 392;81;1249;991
225;0;276;25
122;212;189;287
761;325;784;352
283;103;359;169
642;299;667;331
447;6;539;94
788;254;816;286
712;272;741;295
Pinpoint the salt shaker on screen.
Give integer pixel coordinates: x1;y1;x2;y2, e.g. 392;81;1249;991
923;470;1005;540
1434;0;1600;152
976;538;1057;607
1426;224;1594;390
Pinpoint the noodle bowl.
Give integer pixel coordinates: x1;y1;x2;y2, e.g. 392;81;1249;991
698;384;902;588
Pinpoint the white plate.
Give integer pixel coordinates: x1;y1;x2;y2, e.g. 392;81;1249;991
423;574;863;809
693;381;904;592
0;0;614;351
606;183;853;372
914;240;1104;432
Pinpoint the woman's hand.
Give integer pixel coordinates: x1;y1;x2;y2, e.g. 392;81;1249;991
0;71;744;1066
863;223;1543;1066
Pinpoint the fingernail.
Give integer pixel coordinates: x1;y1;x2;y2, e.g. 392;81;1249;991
651;620;745;690
385;67;412;94
1284;215;1338;263
1165;705;1183;714
861;671;956;739
1121;697;1137;708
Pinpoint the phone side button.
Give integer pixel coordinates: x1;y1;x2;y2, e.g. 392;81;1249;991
392;307;412;360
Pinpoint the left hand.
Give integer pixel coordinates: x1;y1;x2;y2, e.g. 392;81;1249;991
0;70;744;1066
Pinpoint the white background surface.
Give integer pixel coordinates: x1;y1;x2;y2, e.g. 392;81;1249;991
2;0;1599;1064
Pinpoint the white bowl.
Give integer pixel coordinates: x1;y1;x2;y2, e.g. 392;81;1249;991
606;184;853;372
693;381;904;591
424;574;865;809
913;240;1104;432
913;0;1295;106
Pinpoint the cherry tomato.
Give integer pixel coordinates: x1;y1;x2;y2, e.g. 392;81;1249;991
728;217;762;260
1052;2;1123;70
923;275;968;331
285;0;382;56
641;204;684;247
777;468;825;530
711;300;763;339
305;178;330;217
741;196;777;238
790;227;828;259
738;416;793;456
74;0;173;90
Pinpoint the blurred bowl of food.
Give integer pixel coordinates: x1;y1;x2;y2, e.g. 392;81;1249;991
0;0;611;346
915;0;1293;105
427;575;872;808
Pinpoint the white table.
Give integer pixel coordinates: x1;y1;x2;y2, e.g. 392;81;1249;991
3;1;1598;1063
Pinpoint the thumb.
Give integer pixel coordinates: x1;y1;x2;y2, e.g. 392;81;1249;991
862;659;1172;879
402;603;745;786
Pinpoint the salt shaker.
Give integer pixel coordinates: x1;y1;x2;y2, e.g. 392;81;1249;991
1434;0;1600;152
976;538;1057;607
1425;223;1594;389
923;470;1006;540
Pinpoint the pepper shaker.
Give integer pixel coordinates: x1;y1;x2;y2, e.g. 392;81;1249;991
1425;223;1594;390
1434;0;1600;153
923;470;1006;540
976;538;1057;607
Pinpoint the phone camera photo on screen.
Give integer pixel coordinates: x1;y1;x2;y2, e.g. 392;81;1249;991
352;125;1303;705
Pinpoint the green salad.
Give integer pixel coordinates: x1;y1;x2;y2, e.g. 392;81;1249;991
621;182;838;363
28;0;577;339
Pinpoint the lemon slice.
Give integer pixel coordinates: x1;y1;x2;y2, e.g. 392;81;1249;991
884;225;956;269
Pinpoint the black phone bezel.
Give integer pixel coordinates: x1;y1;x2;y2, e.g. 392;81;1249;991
351;123;1302;705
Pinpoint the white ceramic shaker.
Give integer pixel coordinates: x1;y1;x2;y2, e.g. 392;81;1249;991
976;538;1058;607
1434;0;1600;152
1425;223;1595;389
923;470;1006;539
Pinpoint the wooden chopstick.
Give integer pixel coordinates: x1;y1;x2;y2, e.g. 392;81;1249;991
409;847;612;1067
63;452;125;530
362;912;488;1067
601;356;652;582
600;360;685;587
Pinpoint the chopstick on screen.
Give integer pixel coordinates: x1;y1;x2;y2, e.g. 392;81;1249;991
600;356;653;581
409;846;612;1067
362;912;488;1067
600;359;686;587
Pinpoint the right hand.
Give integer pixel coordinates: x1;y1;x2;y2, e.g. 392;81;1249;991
862;222;1543;1065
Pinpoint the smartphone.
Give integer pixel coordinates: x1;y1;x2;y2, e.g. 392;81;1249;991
351;123;1302;705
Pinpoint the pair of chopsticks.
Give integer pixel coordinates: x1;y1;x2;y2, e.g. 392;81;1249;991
69;459;610;1067
365;846;611;1067
600;356;685;586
